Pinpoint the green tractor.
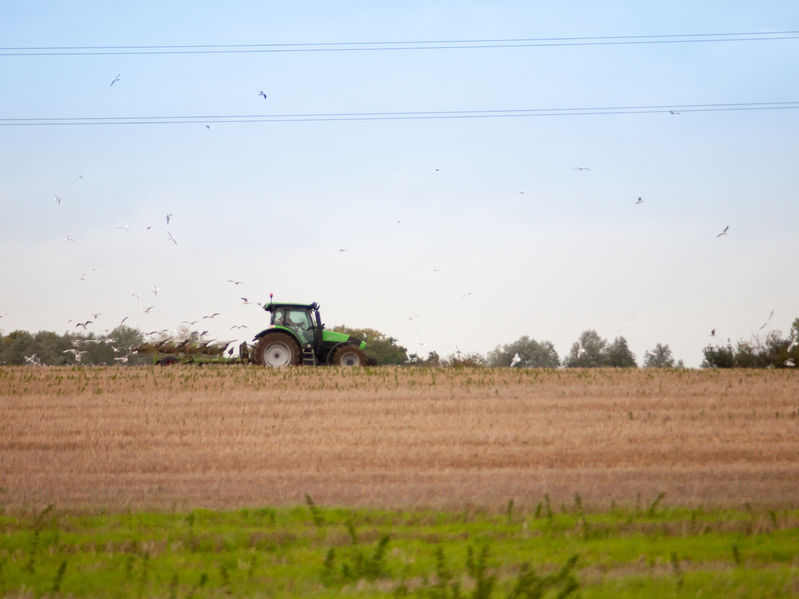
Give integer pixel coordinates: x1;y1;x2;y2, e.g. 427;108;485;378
249;300;376;367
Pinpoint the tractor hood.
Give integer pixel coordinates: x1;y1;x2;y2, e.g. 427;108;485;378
323;329;366;349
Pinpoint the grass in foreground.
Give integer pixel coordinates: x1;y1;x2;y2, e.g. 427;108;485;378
1;497;798;598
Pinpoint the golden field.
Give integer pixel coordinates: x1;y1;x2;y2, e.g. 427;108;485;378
1;365;797;512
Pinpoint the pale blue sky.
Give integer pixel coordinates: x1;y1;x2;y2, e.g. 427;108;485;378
2;1;798;366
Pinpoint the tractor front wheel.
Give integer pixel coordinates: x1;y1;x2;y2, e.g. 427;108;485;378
332;345;368;367
254;333;301;368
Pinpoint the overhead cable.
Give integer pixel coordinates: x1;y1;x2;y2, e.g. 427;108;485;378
1;30;798;56
2;101;798;126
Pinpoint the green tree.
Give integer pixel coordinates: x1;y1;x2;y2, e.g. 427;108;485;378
563;330;608;367
487;336;560;368
443;351;486;367
702;320;799;368
34;330;76;365
1;330;36;365
332;326;408;365
643;343;676;368
605;336;637;367
564;330;636;368
701;343;735;368
407;351;441;367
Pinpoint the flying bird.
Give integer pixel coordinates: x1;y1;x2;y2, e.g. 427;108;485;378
201;312;220;319
75;320;93;329
110;73;120;86
63;348;87;363
53;195;62;205
759;310;775;330
142;306;154;314
716;225;729;238
166;231;178;246
65;235;75;242
227;280;245;286
710;329;717;337
152;283;159;296
165;213;172;225
669;110;680;115
258;91;267;99
574;167;591;172
635;197;644;205
510;352;522;368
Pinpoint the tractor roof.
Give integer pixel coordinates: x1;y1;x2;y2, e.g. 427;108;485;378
264;301;319;312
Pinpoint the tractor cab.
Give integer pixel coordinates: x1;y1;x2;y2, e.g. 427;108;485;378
267;302;321;348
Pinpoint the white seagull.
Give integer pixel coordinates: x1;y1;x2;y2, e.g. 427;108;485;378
716;225;730;238
110;73;120;86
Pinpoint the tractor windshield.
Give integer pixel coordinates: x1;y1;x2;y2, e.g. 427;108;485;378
272;308;314;345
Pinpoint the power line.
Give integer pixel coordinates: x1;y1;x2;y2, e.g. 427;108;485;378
1;30;798;56
2;101;798;126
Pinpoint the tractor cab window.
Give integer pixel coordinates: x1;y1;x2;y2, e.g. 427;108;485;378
287;309;312;330
272;308;314;345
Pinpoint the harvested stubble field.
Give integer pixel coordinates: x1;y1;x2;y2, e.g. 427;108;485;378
1;366;798;512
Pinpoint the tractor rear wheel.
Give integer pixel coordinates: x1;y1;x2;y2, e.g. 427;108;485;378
254;333;301;368
332;345;368;367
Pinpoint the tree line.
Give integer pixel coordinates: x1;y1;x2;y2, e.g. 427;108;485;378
2;318;797;368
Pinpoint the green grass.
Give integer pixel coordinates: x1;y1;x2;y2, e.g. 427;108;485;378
0;500;797;597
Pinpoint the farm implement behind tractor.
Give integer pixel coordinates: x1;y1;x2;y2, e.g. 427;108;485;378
134;338;239;366
134;299;376;367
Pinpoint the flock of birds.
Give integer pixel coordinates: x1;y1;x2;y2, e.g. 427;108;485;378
2;72;771;368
